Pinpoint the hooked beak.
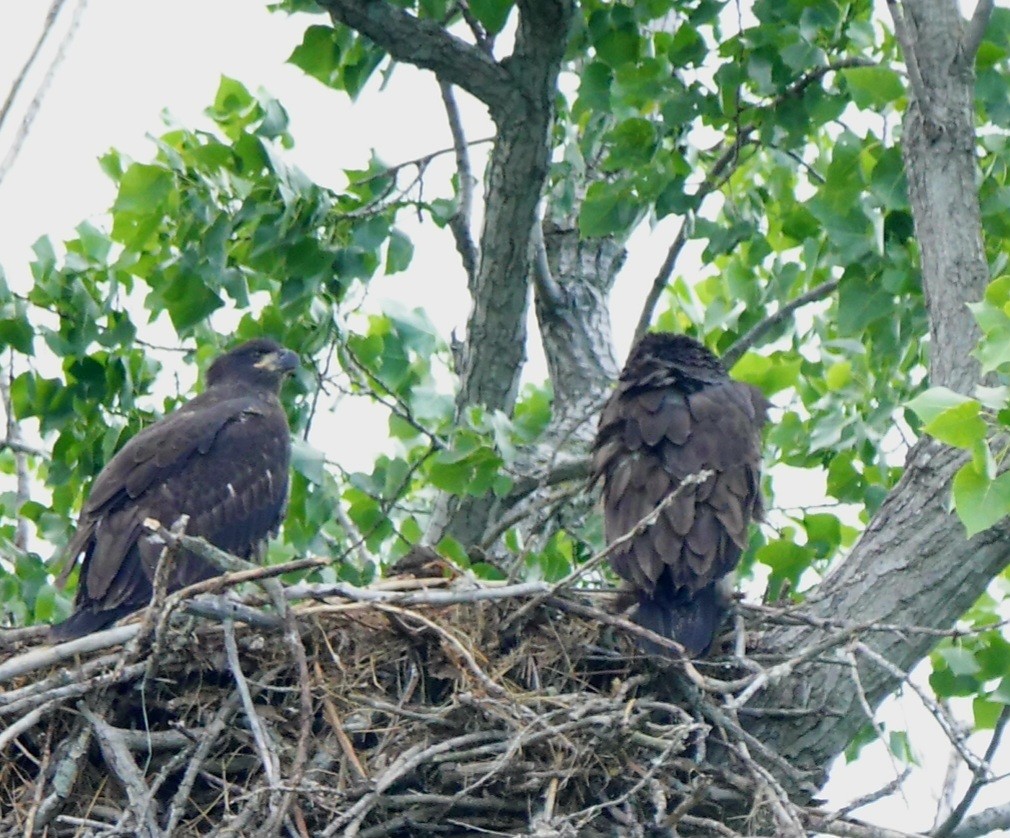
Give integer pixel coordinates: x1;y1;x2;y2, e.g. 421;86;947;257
257;348;299;374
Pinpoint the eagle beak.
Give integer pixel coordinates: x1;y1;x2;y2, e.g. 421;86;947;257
257;348;299;374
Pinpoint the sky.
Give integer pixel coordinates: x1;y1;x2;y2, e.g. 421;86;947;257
1;2;1008;835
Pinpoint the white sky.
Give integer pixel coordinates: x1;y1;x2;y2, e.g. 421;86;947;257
1;2;1007;835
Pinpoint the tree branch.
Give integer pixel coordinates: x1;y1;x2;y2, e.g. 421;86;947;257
0;0;87;188
722;277;841;368
439;80;479;285
949;802;1010;838
318;0;511;112
0;0;67;135
960;0;995;65
934;702;1010;837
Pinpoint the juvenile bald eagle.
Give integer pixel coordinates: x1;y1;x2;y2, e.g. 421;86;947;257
591;333;768;657
50;339;298;640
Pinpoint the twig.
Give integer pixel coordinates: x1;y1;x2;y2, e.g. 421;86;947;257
163;692;244;835
634;216;693;343
439;80;478;285
320;731;505;837
79;703;161;838
503;469;714;630
0;624;138;684
722;277;840;368
934;702;1010;837
223;619;280;787
0;0;67;134
0;699;59;752
0;0;88;187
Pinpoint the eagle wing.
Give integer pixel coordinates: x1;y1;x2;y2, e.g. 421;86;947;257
67;394;291;611
592;379;766;599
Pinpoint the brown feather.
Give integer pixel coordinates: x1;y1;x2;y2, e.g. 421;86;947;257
591;332;766;657
51;339;298;640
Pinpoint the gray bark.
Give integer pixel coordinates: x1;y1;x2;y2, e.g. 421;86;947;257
746;0;998;791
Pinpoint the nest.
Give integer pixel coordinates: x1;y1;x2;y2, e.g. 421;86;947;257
0;572;790;838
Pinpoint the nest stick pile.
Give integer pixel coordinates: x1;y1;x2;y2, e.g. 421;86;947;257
0;574;807;838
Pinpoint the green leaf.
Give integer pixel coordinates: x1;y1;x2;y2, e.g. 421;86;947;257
940;645;981;677
113;164;174;215
952;464;1010;537
579;181;639;238
974;697;1005;730
907;387;974;425
469;0;513;34
289;26;343;88
291;438;327;485
385;229;414;274
730;352;801;396
921;400;986;449
841;67;905;109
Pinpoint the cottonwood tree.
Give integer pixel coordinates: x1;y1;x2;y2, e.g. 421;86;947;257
3;0;1010;834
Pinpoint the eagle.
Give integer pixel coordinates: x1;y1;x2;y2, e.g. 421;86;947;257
591;332;768;657
50;338;298;640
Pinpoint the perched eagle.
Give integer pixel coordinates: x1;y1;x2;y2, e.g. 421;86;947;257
50;339;298;640
591;333;768;657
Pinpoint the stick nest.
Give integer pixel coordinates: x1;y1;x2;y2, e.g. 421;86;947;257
0;577;769;837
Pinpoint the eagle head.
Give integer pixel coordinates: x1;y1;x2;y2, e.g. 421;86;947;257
206;338;299;392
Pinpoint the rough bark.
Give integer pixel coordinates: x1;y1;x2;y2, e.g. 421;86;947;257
745;0;998;790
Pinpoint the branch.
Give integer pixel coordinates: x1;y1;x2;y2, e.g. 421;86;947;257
0;0;87;188
722;277;841;368
934;702;1010;837
0;0;66;135
633;215;692;344
633;59;868;340
885;0;931;114
439;81;479;285
949;802;1010;838
318;0;511;112
960;0;995;65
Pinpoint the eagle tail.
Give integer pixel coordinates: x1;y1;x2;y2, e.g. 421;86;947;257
49;605;133;642
633;583;727;658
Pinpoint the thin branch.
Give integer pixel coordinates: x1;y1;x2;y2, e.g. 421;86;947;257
633;215;693;344
529;217;563;307
0;355;31;549
439;80;479;285
0;0;88;188
722;277;840;368
0;0;67;135
885;0;931;115
633;58;871;340
934;702;1010;837
961;0;996;65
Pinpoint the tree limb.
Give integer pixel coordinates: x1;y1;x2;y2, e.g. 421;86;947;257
722;277;841;368
318;0;511;112
960;0;995;65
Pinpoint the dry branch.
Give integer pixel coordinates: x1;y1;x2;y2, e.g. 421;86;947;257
0;573;986;836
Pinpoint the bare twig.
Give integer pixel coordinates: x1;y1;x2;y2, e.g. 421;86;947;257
722;277;841;368
0;0;88;187
934;702;1010;837
223;619;280;787
439;80;479;284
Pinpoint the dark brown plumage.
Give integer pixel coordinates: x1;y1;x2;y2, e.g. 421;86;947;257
591;332;768;657
50;339;298;640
